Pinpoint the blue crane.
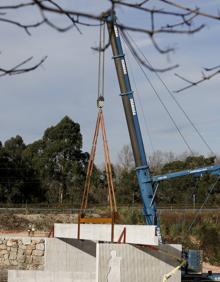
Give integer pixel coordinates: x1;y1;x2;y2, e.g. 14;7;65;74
153;164;220;183
105;13;220;228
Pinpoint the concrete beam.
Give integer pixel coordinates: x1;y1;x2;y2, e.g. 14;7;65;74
54;224;158;245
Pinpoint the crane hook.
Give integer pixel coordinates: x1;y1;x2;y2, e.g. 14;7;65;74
97;96;104;108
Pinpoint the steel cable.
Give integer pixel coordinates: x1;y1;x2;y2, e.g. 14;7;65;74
125;30;215;156
188;176;220;231
120;29;194;154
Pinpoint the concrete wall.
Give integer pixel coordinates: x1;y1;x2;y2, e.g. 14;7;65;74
6;236;182;282
54;224;158;245
8;270;95;282
45;238;96;273
97;243;182;282
8;238;96;282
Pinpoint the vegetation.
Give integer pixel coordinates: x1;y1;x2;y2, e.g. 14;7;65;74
0;116;88;205
0;116;218;264
117;208;220;265
160;211;220;265
0;208;219;264
0;117;220;209
115;146;220;208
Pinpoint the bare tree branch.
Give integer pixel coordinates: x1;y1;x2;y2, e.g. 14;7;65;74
174;67;220;93
0;0;219;88
120;28;178;72
0;56;47;77
44;0;82;34
159;0;220;20
204;65;220;72
161;13;199;29
0;17;45;35
32;0;206;36
0;2;38;10
33;0;107;22
112;0;192;17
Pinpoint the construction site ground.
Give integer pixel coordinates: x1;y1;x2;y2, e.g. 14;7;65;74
0;212;218;274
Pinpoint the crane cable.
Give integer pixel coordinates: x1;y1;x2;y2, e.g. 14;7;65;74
120;29;194;155
121;29;219;231
124;30;215;156
117;26;218;233
97;21;105;107
188;176;220;231
79;20;117;215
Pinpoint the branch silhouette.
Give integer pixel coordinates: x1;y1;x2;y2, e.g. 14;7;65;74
0;0;219;88
0;57;47;77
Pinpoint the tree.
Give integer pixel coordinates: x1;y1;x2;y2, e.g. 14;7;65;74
149;150;177;174
157;155;220;206
0;135;42;203
117;145;134;173
115;145;139;205
24;116;88;205
4;135;26;156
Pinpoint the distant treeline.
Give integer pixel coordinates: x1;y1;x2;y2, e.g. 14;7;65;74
0;116;219;207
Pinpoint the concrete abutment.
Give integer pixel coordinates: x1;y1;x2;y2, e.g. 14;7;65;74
4;224;181;281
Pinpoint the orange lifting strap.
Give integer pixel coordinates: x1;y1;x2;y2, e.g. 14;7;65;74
78;108;117;241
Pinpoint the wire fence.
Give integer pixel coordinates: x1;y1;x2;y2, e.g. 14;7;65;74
0;206;218;215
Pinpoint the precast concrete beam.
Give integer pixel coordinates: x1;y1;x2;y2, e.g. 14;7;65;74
54;224;159;245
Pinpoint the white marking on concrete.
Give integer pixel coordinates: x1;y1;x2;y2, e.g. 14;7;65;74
98;243;182;282
107;250;122;282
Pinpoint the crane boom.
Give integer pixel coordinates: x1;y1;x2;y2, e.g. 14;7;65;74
153;164;220;183
104;12;220;278
105;13;220;227
105;14;157;225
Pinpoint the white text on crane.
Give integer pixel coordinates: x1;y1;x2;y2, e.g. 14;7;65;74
114;25;119;37
130;98;137;115
121;59;127;75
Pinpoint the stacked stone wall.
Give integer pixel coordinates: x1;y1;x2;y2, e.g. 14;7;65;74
0;238;45;271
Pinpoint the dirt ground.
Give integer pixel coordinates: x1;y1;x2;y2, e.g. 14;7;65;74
0;213;77;232
203;262;220;273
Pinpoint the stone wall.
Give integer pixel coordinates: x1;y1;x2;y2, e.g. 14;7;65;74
0;237;45;271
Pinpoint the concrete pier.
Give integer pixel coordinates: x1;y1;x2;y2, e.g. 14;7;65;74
7;224;182;282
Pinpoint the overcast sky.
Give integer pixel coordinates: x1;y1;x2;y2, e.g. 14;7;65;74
0;1;220;164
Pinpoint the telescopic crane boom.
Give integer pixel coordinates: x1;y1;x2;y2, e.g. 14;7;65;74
105;13;220;228
105;13;157;226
